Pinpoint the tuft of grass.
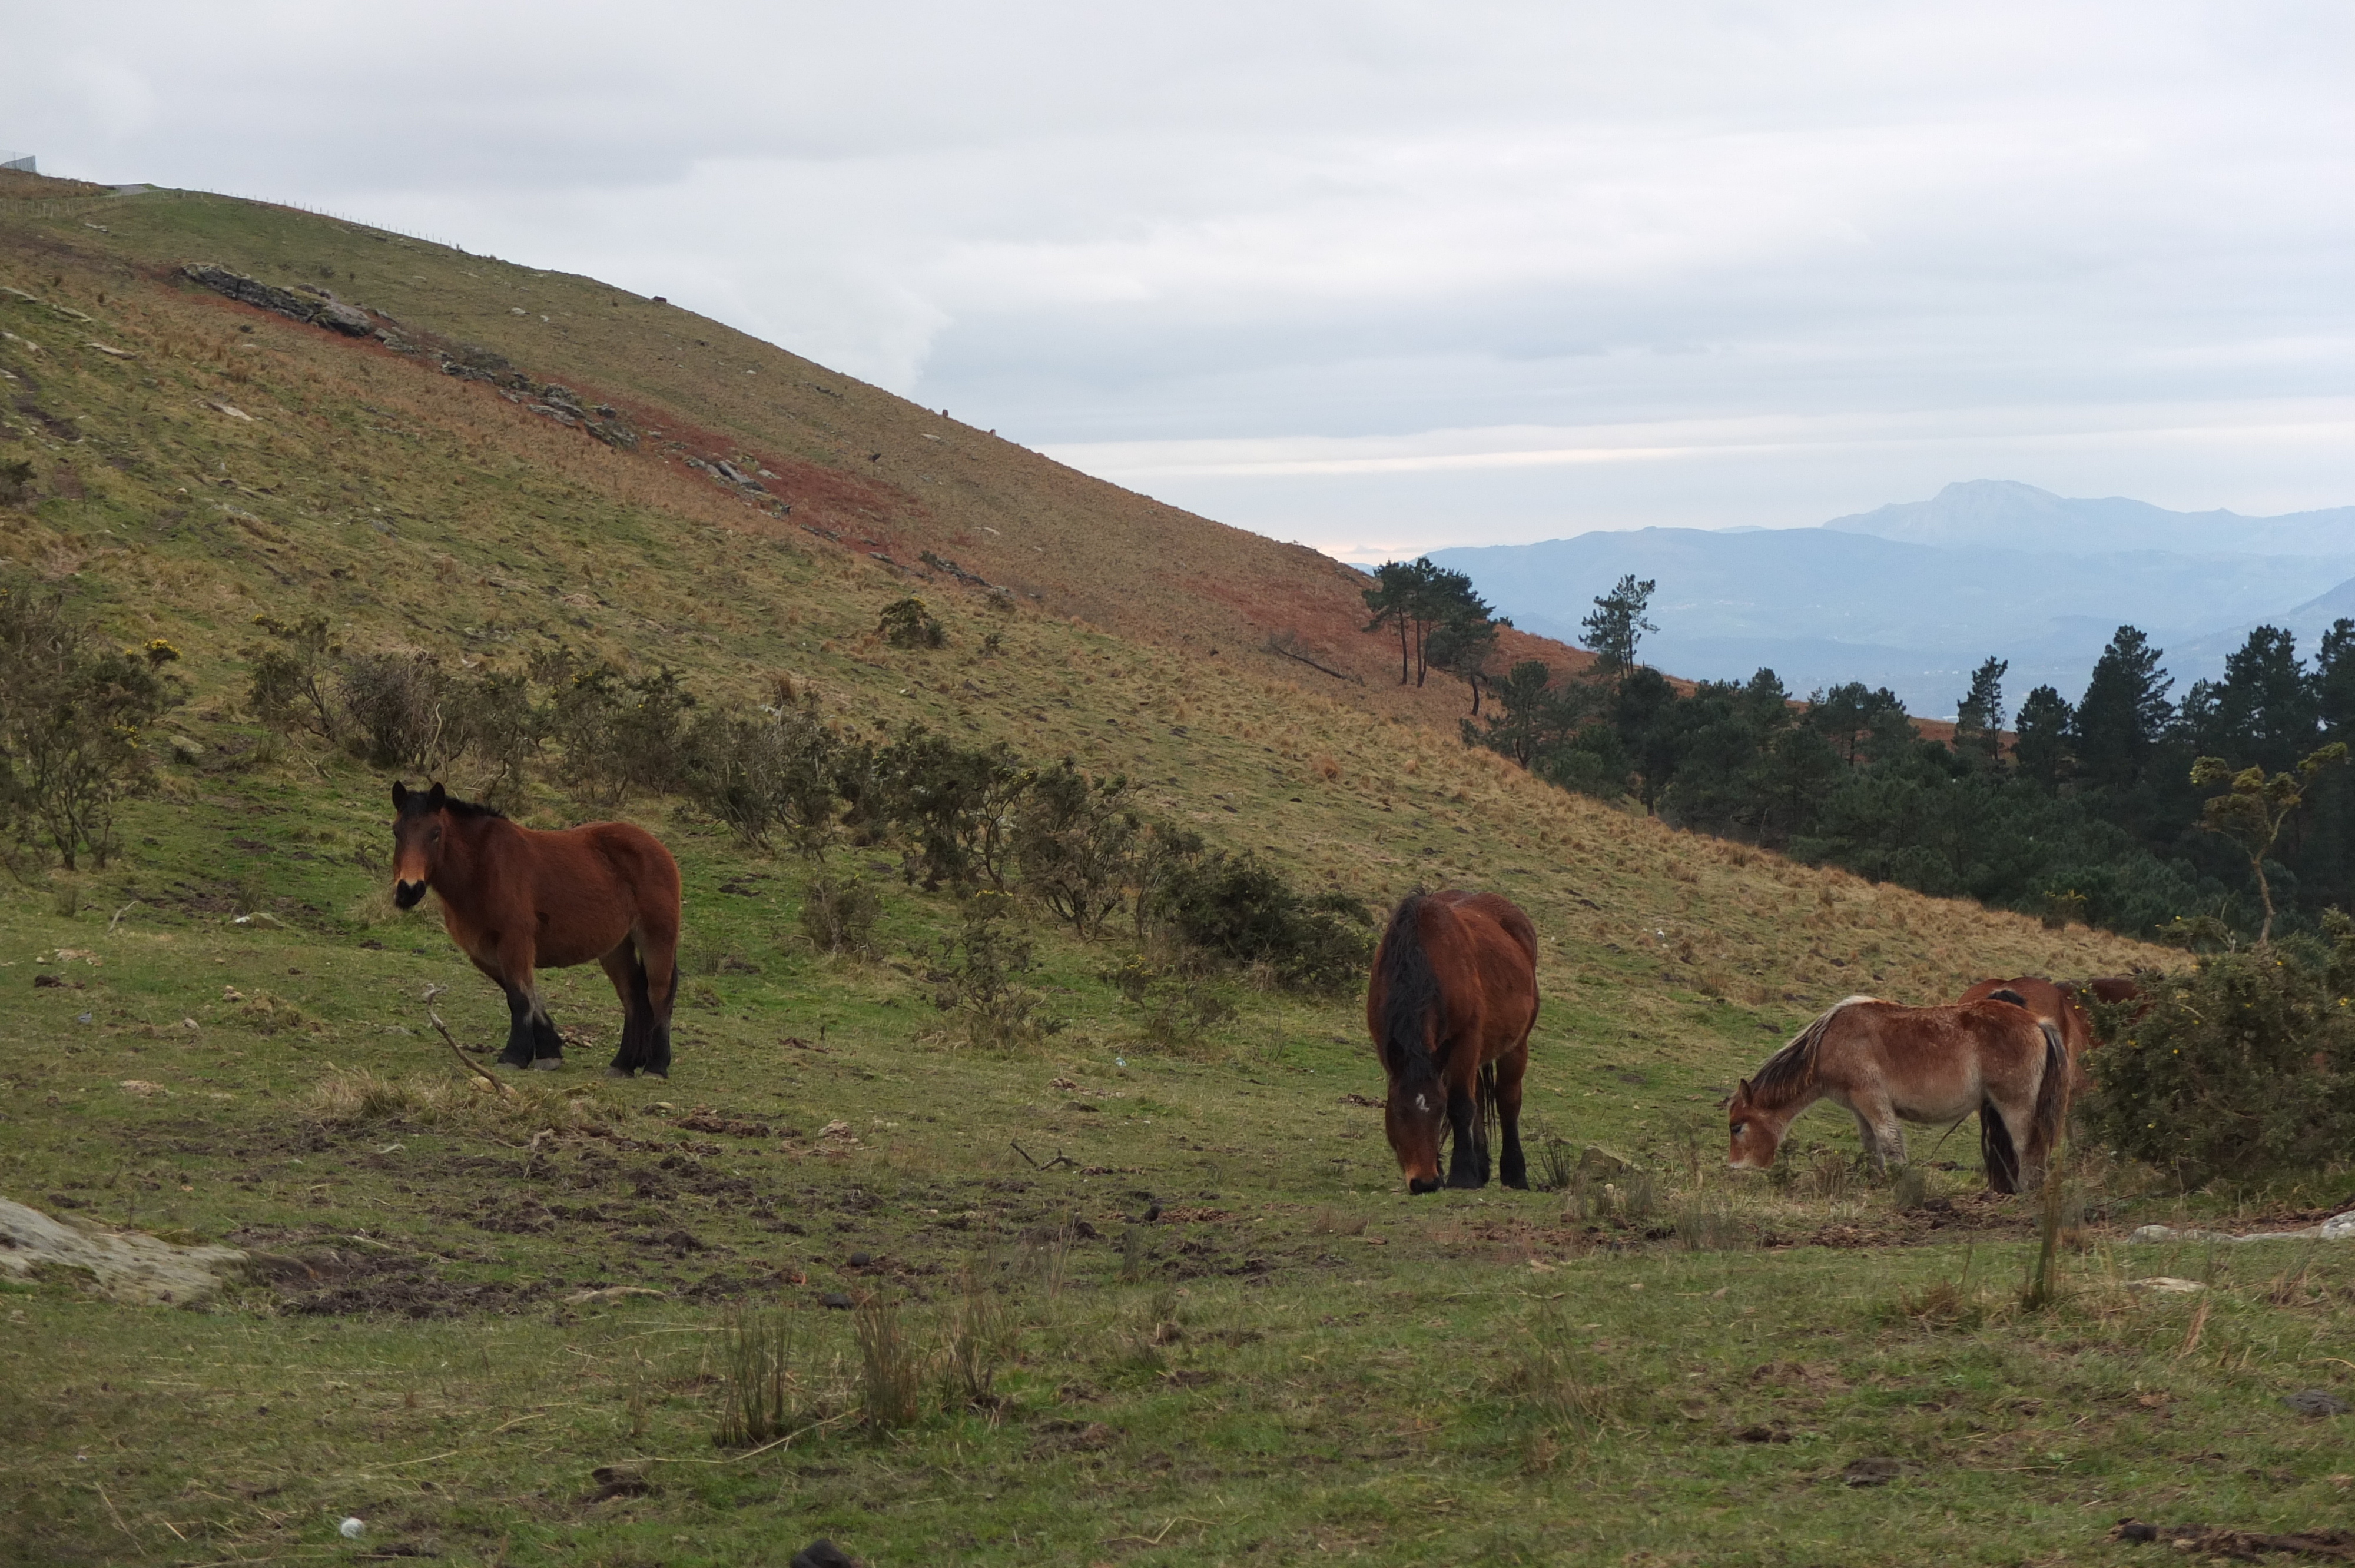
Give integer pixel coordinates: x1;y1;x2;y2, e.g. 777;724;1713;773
715;1308;815;1448
1496;1307;1623;1443
853;1295;922;1431
1672;1189;1749;1252
300;1065;604;1132
939;1265;1015;1410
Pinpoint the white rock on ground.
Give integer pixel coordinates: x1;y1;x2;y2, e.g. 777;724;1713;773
2127;1211;2355;1245
0;1198;248;1306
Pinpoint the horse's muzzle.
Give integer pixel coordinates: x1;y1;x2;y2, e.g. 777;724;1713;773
393;879;427;910
1408;1175;1442;1195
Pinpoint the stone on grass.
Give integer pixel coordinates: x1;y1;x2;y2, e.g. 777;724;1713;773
0;1198;247;1307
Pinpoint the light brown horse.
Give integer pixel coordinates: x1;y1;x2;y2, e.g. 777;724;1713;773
391;782;683;1077
1726;995;2067;1192
1366;890;1539;1194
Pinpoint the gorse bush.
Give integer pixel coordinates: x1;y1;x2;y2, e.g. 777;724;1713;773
550;661;692;805
0;588;181;869
1013;759;1137;936
337;650;446;769
877;728;1027;891
685;697;842;855
931;891;1060;1051
877;596;946;649
2084;923;2355;1186
246;613;341;742
798;874;882;957
1147;847;1374;993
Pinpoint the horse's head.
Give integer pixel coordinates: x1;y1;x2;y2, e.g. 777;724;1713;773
389;780;449;909
1726;1078;1782;1171
1384;1071;1447;1194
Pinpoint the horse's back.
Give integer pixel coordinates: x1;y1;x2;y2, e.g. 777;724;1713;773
1822;998;2049;1120
503;819;681;964
1428;890;1538;970
1420;890;1539;1047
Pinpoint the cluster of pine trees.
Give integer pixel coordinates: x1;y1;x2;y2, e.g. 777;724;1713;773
1368;563;2355;942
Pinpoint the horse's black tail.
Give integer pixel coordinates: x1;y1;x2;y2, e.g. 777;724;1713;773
2028;1018;2069;1179
1474;1059;1498;1178
1374;893;1441;1100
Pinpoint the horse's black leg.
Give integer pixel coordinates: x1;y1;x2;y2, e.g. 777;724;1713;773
1498;1098;1527;1191
600;946;645;1077
1444;1084;1487;1188
530;1001;565;1067
641;955;672;1079
497;985;537;1069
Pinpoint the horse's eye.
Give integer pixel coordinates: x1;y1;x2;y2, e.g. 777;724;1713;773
1730;1121;1746;1135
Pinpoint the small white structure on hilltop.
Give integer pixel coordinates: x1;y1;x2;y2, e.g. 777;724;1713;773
0;150;35;174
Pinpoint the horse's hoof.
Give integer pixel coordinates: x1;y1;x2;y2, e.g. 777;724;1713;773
496;1056;532;1071
604;1067;634;1079
530;1058;562;1071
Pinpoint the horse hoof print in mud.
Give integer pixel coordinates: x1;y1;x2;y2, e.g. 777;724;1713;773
389;781;684;1078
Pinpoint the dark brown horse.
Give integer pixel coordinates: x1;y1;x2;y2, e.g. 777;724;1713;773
1727;995;2067;1192
1366;890;1539;1194
391;782;683;1077
1958;975;2146;1100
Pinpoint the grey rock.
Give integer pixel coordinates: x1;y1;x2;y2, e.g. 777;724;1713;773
2283;1389;2351;1417
314;300;374;337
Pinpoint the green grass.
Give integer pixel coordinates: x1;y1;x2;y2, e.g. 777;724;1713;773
3;184;2344;1567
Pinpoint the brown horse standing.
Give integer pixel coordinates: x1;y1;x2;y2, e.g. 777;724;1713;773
391;782;683;1077
1726;995;2067;1192
1958;975;2145;1099
1366;890;1539;1194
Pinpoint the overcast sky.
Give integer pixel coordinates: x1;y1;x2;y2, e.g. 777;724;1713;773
10;2;2352;560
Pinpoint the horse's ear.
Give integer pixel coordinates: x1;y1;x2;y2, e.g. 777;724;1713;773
427;782;446;810
1735;1077;1753;1102
391;781;408;808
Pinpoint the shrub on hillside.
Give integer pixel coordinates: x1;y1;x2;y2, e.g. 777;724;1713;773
1012;759;1137;936
877;727;1029;890
441;667;544;810
798;873;881;957
0;588;181;869
246;613;342;742
2082;921;2355;1186
878;596;946;649
684;698;842;855
548;662;693;805
338;650;446;769
1147;845;1374;994
931;891;1060;1050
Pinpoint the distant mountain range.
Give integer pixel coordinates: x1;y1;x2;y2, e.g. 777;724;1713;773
1428;481;2355;718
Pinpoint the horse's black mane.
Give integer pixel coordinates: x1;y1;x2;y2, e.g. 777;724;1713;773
1374;892;1442;1095
397;784;505;820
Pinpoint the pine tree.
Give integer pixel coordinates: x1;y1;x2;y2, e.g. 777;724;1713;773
2070;626;2173;794
1580;575;1656;689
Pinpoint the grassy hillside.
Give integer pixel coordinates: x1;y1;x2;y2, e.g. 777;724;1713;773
4;184;2344;1567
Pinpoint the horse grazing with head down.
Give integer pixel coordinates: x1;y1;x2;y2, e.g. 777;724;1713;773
1726;995;2067;1193
1366;890;1539;1194
390;782;683;1077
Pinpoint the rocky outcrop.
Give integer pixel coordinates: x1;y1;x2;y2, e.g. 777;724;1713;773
181;267;639;449
181;263;377;337
0;1197;248;1307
